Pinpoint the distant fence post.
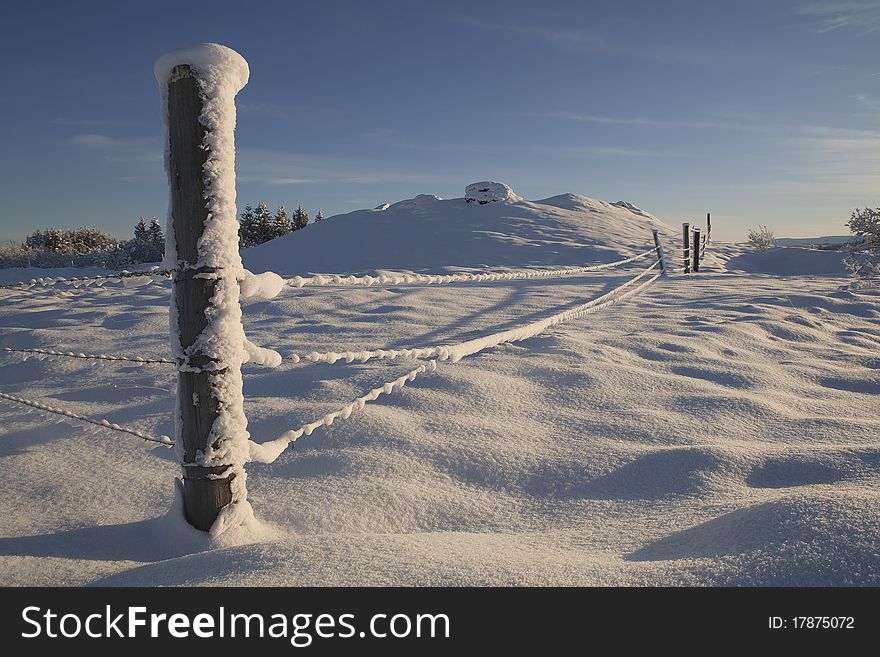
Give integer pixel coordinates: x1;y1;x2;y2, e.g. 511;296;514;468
706;212;711;242
682;222;690;273
692;227;701;272
651;229;665;273
162;51;249;533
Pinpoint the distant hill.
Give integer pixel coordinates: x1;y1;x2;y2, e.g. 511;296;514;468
243;183;674;276
774;236;854;248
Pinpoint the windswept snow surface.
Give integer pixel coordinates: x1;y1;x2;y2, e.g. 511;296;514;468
0;193;878;586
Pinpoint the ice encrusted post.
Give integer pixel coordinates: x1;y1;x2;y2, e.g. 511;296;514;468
156;44;251;533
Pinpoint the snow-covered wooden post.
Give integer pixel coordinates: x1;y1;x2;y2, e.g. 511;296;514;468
652;229;665;273
156;44;253;533
682;222;691;274
692;227;701;272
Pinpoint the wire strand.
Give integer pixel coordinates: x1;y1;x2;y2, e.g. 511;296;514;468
249;261;662;463
0;268;172;290
2;346;174;365
286;247;658;288
0;391;173;445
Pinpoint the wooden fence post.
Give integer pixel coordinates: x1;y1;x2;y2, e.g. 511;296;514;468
164;59;245;531
651;229;665;273
692;227;701;272
682;222;690;274
706;212;711;242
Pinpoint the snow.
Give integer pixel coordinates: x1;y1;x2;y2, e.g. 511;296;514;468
243;188;675;276
465;181;523;205
156;43;253;535
718;245;849;277
775;236;854;247
239;269;284;300
1;190;879;585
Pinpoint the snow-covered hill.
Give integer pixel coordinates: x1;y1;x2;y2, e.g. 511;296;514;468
0;184;878;586
243;186;675;275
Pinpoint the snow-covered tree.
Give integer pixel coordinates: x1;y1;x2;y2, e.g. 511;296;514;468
25;226;113;255
238;204;257;248
254;201;273;243
844;207;880;280
847;207;880;244
134;217;148;242
149;217;164;246
746;225;775;251
293;206;309;231
315;209;324;222
273;205;292;238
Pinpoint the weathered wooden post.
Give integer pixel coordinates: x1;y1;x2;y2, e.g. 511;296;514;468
682;222;691;273
651;228;665;273
156;45;252;533
706;212;711;241
692;227;701;272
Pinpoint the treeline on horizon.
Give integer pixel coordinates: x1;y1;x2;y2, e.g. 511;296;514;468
0;201;326;269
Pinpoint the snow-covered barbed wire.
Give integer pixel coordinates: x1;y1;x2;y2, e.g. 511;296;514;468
2;346;175;365
288;259;662;365
247;360;438;464
0;391;173;445
248;260;662;464
0;267;173;291
285;247;658;289
2;343;280;368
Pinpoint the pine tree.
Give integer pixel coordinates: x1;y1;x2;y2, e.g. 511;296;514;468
134;217;148;241
293;206;309;231
239;204;257;248
254;201;273;244
315;209;324;222
148;217;164;246
273;205;292;238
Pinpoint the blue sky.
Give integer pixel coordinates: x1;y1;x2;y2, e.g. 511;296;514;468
0;0;877;243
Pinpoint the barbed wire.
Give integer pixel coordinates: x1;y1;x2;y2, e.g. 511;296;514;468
248;360;437;463
288;259;661;365
285;247;658;288
0;391;173;445
249;261;663;463
0;243;666;459
2;346;175;365
0;268;173;291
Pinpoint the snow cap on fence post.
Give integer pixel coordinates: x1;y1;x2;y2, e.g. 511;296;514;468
156;43;253;535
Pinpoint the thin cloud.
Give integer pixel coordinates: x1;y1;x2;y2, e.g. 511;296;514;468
773;124;880;198
797;1;880;33
68;133;162;164
69;133;117;147
454;16;709;65
850;93;880;110
530;110;759;131
265;177;321;185
556;145;685;158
